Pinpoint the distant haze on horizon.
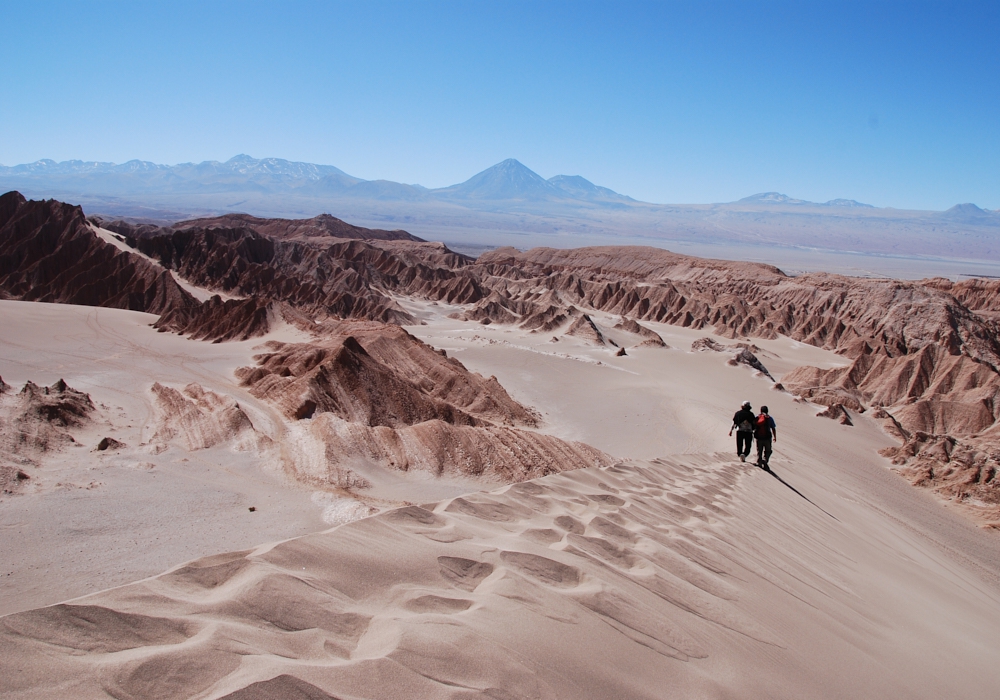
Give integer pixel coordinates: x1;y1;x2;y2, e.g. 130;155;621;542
3;1;998;210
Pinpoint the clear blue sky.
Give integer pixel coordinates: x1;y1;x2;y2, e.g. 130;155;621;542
2;1;997;209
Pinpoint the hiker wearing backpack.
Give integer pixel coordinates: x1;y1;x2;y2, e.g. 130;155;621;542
729;400;756;462
754;406;777;470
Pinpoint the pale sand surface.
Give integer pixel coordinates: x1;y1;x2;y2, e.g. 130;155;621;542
399;297;854;458
0;300;482;615
3;297;1000;697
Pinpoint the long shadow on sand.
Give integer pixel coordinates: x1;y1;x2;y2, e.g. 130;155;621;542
760;465;840;522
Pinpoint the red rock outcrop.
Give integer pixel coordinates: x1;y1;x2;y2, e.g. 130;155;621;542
2;193;486;341
236;321;536;428
728;347;774;381
691;338;773;380
238;337;479;428
149;383;260;452
922;277;1000;322
0;193;336;344
565;314;610;345
0;192;194;314
152;297;279;342
234;322;608;486
0;465;31;494
0;378;94;476
124;227;484;327
174;212;422;242
472;247;1000;365
816;403;854;426
463;246;1000;520
614;317;667;347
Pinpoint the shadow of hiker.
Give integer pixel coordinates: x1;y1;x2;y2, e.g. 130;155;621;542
760;464;839;521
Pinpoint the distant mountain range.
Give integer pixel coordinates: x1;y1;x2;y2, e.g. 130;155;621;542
2;155;998;264
737;192;874;208
0;155;634;206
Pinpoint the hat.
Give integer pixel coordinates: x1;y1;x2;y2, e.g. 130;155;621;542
742;400;751;408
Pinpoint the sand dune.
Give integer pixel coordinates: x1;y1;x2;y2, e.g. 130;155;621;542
4;196;1000;697
3;450;999;699
0;300;608;615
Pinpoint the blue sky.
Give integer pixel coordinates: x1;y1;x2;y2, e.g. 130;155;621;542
1;1;997;209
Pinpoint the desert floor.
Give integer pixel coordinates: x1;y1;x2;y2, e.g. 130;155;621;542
2;297;1000;698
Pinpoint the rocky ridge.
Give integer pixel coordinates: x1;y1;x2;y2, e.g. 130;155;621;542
457;247;1000;522
149;383;262;453
233;322;606;488
0;192;193;313
6;193;1000;521
0;377;94;494
172;212;422;242
1;193;609;494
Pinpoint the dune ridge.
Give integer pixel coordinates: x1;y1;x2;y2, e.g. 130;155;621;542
3;453;998;699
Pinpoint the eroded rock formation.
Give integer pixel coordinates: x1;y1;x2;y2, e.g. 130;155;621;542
232;321;606;485
290;414;610;489
237;321;537;427
0;378;94;485
816;403;853;426
9;193;1000;519
0;192;193;313
565;314;611;346
173;212;422;243
614;316;667;347
441;246;1000;519
691;338;774;381
149;383;260;452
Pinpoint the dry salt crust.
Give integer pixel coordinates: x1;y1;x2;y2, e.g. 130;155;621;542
2;295;1000;698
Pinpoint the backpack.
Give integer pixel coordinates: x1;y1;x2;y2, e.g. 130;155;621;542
738;416;753;432
754;413;770;438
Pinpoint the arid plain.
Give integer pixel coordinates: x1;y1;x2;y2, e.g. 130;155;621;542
2;191;1000;699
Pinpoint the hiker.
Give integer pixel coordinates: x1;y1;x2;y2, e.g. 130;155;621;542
754;406;777;469
729;400;755;462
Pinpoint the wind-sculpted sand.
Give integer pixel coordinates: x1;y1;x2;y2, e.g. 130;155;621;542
4;194;1000;697
3;452;1000;699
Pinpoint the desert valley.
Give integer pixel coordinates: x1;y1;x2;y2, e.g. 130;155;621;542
1;189;1000;698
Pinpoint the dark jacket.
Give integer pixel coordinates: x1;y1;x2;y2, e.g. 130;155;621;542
733;408;755;432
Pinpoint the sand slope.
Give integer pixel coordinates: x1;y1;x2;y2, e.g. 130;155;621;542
3;451;999;699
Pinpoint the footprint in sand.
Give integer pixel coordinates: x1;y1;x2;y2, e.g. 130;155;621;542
553;514;586;534
1;604;192;654
445;497;528;523
438;556;495;592
587;516;639;544
386;505;446;528
404;595;474;614
587;494;626;508
520;528;563;545
566;534;640;570
499;551;582;589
